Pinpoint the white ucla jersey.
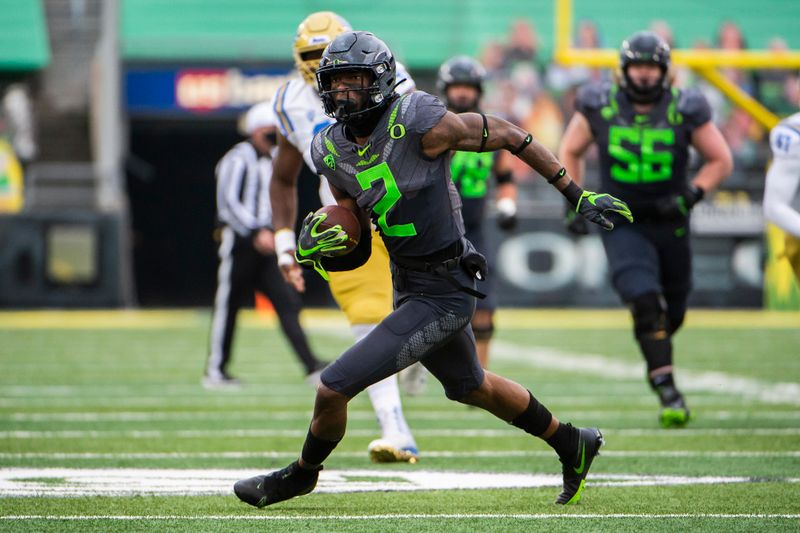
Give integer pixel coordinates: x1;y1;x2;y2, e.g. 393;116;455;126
764;112;800;236
272;63;417;206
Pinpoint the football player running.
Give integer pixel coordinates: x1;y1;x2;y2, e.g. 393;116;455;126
235;30;633;509
763;105;800;282
269;12;419;463
559;31;732;427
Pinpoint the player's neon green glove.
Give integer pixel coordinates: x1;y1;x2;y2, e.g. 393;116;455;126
296;211;350;280
574;190;633;230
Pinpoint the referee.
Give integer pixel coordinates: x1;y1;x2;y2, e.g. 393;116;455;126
204;102;326;388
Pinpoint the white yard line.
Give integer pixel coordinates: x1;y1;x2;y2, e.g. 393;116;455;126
0;468;795;498
315;329;800;406
490;340;800;406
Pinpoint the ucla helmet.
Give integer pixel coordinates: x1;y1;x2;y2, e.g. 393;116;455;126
293;12;352;85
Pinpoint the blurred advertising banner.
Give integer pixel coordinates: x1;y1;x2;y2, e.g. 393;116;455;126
125;67;293;116
485;209;763;308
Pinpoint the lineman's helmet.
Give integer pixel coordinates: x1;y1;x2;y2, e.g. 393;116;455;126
619;31;671;103
436;56;486;94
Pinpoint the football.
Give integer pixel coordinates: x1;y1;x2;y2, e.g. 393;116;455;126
314;205;361;256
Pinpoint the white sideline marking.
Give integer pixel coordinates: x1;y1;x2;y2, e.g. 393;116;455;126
3;428;800;439
2;514;800;521
490;340;800;406
1;450;799;460
0;468;792;498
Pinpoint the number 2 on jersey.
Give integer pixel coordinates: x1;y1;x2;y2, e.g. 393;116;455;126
355;162;417;237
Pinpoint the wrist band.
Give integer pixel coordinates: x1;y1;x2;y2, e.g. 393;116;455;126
511;134;532;155
274;228;296;256
560;181;583;205
547;167;567;184
479;113;488;153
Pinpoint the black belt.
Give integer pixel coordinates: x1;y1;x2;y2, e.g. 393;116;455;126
393;242;486;299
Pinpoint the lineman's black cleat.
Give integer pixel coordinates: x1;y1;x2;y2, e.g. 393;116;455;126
555;427;603;505
234;461;321;508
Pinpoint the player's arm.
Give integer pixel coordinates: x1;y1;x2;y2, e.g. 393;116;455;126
558;112;595;188
422;111;632;230
655;121;733;218
690;122;733;195
270;132;307;291
493;151;518;230
558;112;596;235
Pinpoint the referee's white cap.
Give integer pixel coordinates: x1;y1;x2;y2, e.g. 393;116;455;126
244;101;277;134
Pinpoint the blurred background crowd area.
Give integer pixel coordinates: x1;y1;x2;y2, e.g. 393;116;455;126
1;0;799;308
476;17;799;187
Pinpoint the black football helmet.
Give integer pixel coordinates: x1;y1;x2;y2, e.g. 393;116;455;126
436;56;486;112
619;31;671;104
316;31;397;136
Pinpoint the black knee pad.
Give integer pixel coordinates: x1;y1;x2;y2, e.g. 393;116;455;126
471;320;494;341
631;292;668;340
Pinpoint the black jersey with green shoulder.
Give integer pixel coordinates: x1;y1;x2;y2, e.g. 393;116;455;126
450;150;496;231
576;81;711;216
310;91;465;257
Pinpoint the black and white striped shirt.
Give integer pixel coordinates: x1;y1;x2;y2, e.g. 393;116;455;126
215;141;273;237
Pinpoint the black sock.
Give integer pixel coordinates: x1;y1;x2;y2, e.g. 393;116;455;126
546;422;579;458
638;335;672;374
300;429;341;468
510;391;553;437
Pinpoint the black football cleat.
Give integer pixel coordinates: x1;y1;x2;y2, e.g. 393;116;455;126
555;427;603;505
234;461;321;508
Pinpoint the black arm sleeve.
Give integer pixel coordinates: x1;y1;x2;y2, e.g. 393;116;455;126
319;227;372;272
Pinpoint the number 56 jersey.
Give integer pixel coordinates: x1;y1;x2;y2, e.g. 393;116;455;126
576;81;712;216
311;91;465;257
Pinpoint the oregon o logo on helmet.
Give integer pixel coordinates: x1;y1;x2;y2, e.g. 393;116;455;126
390;123;406;139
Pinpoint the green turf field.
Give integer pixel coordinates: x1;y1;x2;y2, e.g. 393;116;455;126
1;309;798;532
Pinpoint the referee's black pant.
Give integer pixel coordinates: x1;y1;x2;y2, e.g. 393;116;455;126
206;227;322;377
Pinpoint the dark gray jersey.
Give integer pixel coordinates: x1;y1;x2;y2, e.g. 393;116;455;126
576;82;712;217
311;91;464;257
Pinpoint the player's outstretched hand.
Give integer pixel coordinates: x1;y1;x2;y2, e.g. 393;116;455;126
575;191;633;230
